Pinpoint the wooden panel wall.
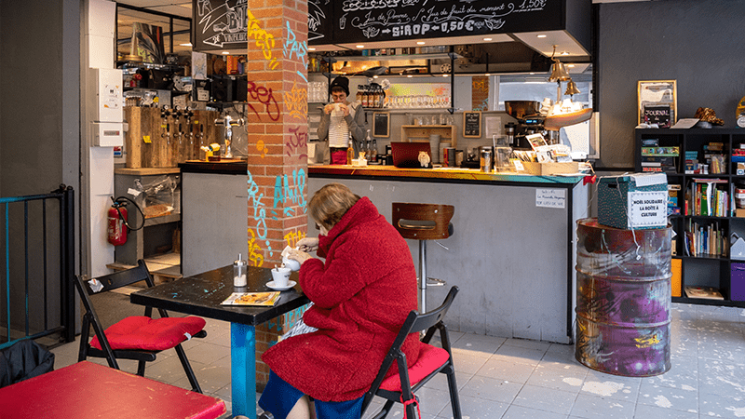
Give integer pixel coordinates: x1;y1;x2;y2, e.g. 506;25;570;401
125;107;221;168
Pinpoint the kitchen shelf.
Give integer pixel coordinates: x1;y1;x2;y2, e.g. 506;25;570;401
401;125;456;147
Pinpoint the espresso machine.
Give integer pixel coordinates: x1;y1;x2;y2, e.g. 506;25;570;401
504;101;545;149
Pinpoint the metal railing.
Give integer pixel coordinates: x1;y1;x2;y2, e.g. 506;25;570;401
0;185;75;350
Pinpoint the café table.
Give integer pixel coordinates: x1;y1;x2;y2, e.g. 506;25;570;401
130;265;310;419
0;361;226;418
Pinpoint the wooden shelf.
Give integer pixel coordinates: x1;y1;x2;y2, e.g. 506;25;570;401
400;125;456;147
115;167;181;175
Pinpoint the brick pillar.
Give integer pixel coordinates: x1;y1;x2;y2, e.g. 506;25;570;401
245;0;310;390
472;76;489;111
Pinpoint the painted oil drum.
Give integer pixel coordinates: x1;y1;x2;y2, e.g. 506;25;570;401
575;218;671;377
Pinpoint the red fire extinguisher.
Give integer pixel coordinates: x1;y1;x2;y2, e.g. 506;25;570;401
107;196;144;246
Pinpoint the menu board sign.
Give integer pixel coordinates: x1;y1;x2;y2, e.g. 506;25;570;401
310;0;564;45
193;0;248;52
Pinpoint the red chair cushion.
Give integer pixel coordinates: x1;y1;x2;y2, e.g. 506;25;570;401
379;343;450;391
90;316;206;351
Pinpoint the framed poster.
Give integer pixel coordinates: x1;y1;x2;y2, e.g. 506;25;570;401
372;112;390;138
463;111;481;138
638;80;677;128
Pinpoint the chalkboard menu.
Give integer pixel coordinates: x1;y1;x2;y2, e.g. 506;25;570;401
373;112;390;138
310;0;564;46
194;0;247;52
463;111;481;138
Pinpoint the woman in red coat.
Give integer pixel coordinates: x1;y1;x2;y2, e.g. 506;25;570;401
259;183;420;419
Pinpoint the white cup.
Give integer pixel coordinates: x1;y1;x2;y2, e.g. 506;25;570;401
282;256;301;271
271;267;291;287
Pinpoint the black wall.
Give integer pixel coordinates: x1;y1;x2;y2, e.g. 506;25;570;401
597;0;745;169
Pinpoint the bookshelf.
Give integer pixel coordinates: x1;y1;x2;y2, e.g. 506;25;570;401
635;128;745;307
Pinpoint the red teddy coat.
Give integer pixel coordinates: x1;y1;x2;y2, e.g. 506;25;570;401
262;197;420;402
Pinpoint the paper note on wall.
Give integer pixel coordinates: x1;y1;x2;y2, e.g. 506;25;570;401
627;191;667;228
536;189;566;209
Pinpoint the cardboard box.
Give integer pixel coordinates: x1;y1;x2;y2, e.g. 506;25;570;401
598;174;668;229
671;259;682;297
737;208;745;218
521;161;580;176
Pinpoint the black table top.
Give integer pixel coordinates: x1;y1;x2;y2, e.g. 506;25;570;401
130;265;309;325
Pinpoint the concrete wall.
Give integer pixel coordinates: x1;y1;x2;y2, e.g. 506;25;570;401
597;0;745;169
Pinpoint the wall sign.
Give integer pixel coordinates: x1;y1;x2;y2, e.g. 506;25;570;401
373;112;390;138
310;0;564;46
193;0;247;52
536;188;566;209
463;111;481;138
627;191;667;228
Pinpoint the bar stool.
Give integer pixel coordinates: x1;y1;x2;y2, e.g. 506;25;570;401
392;203;454;312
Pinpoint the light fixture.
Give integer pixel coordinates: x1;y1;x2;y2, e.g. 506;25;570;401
356;45;364;49
484;73;491;76
407;75;413;78
417;41;425;45
180;42;192;47
308;47;316;51
442;74;448;77
537;34;547;38
222;51;229;55
483;37;492;41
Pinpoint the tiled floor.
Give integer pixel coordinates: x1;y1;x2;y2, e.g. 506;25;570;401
50;303;745;419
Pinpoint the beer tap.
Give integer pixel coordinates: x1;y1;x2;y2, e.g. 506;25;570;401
160;106;171;139
185;108;195;157
214;115;244;159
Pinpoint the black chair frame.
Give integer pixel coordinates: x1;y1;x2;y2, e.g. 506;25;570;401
360;286;462;419
73;259;206;393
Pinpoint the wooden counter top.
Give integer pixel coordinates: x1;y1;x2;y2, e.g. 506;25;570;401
308;164;587;185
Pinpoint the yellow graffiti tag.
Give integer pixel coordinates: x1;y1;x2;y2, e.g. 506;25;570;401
284;230;306;249
634;333;660;348
247;9;277;69
247;228;264;267
283;81;308;120
256;139;268;157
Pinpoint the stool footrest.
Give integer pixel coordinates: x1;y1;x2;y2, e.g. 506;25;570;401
426;277;447;287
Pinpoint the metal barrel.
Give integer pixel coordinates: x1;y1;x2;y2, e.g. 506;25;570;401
575;218;671;377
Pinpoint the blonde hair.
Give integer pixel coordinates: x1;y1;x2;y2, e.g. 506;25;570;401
309;183;360;231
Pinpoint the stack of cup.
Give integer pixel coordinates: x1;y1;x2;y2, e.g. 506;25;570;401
429;134;441;163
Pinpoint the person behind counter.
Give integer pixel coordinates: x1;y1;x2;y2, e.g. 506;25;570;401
316;76;365;165
258;183;419;419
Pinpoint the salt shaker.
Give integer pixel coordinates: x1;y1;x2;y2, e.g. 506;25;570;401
233;254;247;287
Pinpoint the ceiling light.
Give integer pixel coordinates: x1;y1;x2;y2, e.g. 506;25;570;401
180;42;192;47
309;47;316;51
485;73;491;76
407;75;413;78
483;37;492;41
222;51;229;55
373;75;378;79
567;64;575;68
537;34;547;38
416;41;425;45
442;74;448;77
356;45;364;49
561;51;569;56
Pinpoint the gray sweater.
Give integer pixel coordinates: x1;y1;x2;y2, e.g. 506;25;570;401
316;103;366;164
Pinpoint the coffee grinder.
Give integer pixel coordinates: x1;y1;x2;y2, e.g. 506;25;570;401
504;101;545;149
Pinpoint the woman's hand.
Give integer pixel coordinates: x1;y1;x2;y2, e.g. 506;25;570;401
297;237;319;253
339;103;350;117
324;104;334;115
287;249;314;265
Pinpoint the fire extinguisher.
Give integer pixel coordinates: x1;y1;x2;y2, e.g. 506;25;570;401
107;196;144;246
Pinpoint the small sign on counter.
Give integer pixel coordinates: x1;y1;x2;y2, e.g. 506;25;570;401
536;188;566;209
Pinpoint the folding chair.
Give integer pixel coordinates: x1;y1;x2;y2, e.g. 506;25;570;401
361;286;462;419
73;259;207;393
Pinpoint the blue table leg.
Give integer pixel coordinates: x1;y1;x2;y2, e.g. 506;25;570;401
231;323;256;419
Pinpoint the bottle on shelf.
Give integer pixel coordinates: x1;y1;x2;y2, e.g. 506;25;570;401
372;86;380;109
371;136;378;163
361;86;369;108
346;139;354;165
356;86;363;105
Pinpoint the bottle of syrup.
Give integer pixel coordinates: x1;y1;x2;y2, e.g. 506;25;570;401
346;139;354;165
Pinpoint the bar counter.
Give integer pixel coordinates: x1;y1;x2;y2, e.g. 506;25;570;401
308;164;590;343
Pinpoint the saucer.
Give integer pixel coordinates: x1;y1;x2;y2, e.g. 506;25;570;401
266;280;296;291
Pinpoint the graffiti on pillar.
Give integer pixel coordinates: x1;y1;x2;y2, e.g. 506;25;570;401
247;80;281;122
256;139;269;158
472;77;489;111
272;168;308;218
284;21;309;82
286;126;308;161
284;230;306;249
284;82;308;121
247;228;264;267
247;9;278;70
248;169;272;261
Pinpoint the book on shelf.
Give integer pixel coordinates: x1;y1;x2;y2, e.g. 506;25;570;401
684;286;724;300
685;219;727;257
221;292;281;306
641;146;679;157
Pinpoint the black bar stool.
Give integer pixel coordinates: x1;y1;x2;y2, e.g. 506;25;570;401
392;203;454;312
